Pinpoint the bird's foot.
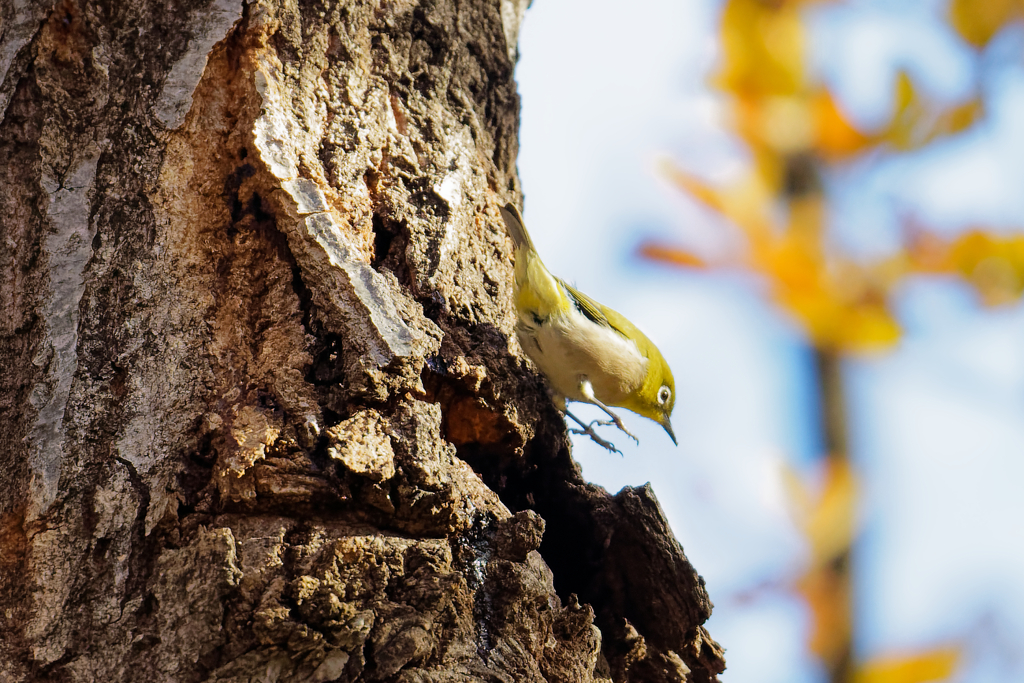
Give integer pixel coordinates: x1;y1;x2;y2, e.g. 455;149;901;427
574;379;640;445
564;409;637;454
596;414;639;445
568;422;623;455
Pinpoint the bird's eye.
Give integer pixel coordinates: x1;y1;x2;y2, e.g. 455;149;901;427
658;386;671;405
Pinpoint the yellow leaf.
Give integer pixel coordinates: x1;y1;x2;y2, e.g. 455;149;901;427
894;70;916;115
760;96;816;154
854;648;960;683
782;456;859;566
836;306;902;351
949;0;1024;48
813;89;872;158
763;237;822;293
754;200;902;351
908;229;1024;306
803;456;858;563
787;456;858;666
713;0;807;98
795;562;851;664
884;71;923;150
882;72;984;151
938;99;984;136
638;243;708;269
658;162;776;244
659;160;730;214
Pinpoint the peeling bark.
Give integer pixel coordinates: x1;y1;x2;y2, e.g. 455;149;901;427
0;1;725;681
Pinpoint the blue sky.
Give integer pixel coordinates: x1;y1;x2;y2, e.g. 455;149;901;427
513;1;1024;681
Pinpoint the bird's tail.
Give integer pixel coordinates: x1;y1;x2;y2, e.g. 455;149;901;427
500;203;535;252
499;202;568;318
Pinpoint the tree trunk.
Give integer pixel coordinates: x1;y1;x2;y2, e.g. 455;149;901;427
0;1;725;681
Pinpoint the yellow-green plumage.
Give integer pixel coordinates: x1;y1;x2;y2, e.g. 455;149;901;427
499;203;677;447
502;204;569;320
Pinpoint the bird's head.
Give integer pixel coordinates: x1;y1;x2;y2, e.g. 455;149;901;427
622;337;677;445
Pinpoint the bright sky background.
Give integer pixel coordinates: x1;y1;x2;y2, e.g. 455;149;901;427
514;1;1024;682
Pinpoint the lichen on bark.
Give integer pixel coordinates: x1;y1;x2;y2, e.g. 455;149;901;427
0;1;725;681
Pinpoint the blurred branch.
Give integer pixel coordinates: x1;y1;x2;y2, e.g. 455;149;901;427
814;348;854;683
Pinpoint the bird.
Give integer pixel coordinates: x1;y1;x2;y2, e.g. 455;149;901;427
499;202;676;453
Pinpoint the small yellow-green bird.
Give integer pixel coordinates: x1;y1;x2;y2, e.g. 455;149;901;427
499;202;676;452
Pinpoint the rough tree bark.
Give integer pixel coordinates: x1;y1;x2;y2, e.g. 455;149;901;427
0;0;726;681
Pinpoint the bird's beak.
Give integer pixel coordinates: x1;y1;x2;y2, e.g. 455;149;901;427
661;417;677;446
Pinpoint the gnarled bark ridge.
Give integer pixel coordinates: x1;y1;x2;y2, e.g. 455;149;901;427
0;0;725;681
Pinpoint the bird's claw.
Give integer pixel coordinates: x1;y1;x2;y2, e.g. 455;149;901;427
564;408;640;454
568;423;623;455
597;416;639;444
570;381;641;447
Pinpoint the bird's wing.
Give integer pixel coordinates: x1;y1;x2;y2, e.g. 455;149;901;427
558;279;632;341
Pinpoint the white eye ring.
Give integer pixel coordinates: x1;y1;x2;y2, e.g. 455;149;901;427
658;386;671;405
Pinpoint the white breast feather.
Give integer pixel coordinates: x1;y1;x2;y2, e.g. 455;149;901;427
518;305;647;405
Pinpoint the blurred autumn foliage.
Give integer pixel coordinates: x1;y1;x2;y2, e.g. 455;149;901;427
644;1;1024;682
